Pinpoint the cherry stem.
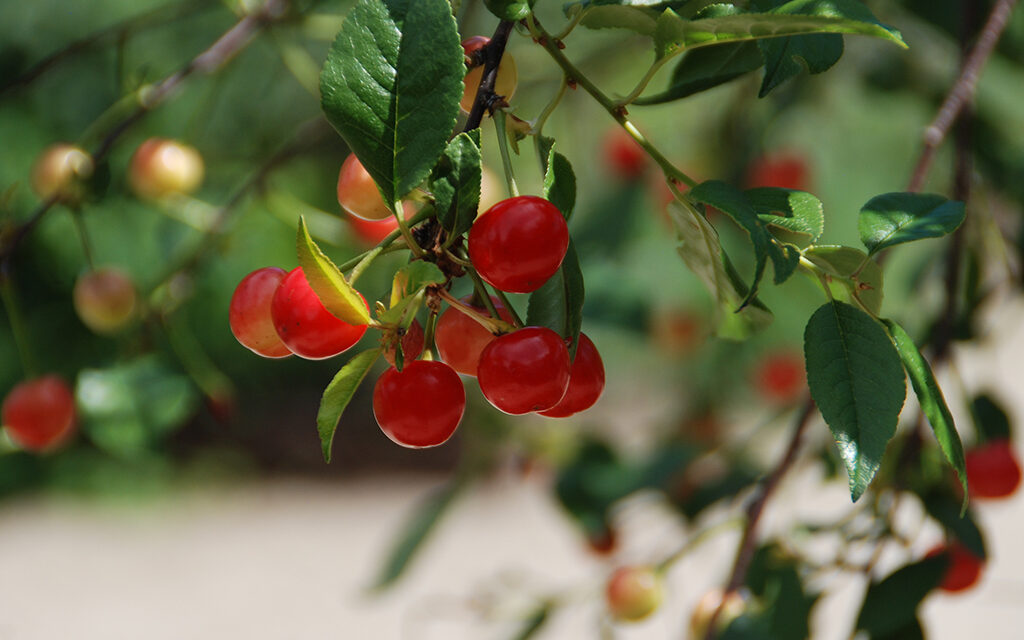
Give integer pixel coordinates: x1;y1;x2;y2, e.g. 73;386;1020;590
69;208;96;271
422;308;439;360
348;245;383;286
491;288;523;327
0;272;38;378
391;199;426;259
493;110;521;198
336;206;435;273
437;288;514;334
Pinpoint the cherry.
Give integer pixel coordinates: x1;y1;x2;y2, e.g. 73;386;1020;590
230;266;293;359
753;350;806;403
2;376;77;452
373;360;465;448
382;319;425;367
468;196;569;293
586;524;619;556
30;143;94;204
689;589;747;639
349;214;398;246
926;543;984;593
605;565;664;622
73;267;138;334
271;267;368;360
435;295;514;376
538;333;605;418
649;307;703;356
337;154;394;221
129;138;204;200
478;166;504;216
965;438;1022;499
460;36;518;112
603;129;647;180
744;152;809;191
477;327;571;415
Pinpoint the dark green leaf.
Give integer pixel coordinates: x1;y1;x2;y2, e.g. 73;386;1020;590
635;41;764;104
804;245;884;315
752;0;844;95
320;0;463;204
884;319;968;506
431;130;482;238
855;555;947;637
317;348;382;463
543;147;577;220
858;193;966;255
374;478;464;589
970;393;1012;442
920;490;987;559
746;545;819;640
746;187;824;243
667;198;773;339
526;240;585;356
804;301;906;501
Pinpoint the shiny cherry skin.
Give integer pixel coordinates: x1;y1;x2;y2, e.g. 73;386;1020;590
965;438;1022;499
461;36;518;112
744;153;809;191
373;360;466;448
229;266;292;359
73;267;138;334
383;320;425;367
468;196;569;293
129;138;204;200
30;143;93;204
603;129;647;180
271;267;368;360
753;350;806;403
2;376;77;451
606;566;664;622
477;327;571;415
337;154;394;221
926;543;984;593
538;333;605;417
435;295;514;376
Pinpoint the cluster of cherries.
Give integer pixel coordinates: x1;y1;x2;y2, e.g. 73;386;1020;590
230;185;604;448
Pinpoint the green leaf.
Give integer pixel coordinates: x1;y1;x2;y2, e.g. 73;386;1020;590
666;198;773;339
753;0;843;96
689;181;801;304
296;216;372;326
635;41;764;104
855;555;947;637
484;0;534;20
745;546;819;640
373;478;464;589
320;0;463;204
317;348;381;463
919;490;987;560
543;147;577;220
859;193;966;255
970;393;1012;442
746;187;824;243
389;261;446;307
578;5;661;35
804;301;906;501
883;319;968;507
510;604;551;640
653;0;906;60
803;245;884;316
431;130;482;239
526;240;585;356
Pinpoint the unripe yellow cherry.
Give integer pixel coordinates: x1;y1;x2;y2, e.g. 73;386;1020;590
606;565;664;622
129;138;204;201
73;267;138;334
30;143;94;204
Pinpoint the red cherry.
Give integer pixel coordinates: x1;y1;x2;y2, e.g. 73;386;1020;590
349;215;398;246
435;295;515;376
383;319;425;367
538;333;605;417
965;438;1022;499
337;154;392;221
603;129;647;180
2;376;77;452
468;196;569;293
229;267;292;359
926;543;984;593
744;153;809;191
270;267;368;360
477;327;571;415
606;566;664;622
373;360;465;448
753;350;806;403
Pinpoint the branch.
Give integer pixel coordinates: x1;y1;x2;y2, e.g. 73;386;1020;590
906;0;1018;193
703;399;815;640
464;20;515;132
0;0;289;270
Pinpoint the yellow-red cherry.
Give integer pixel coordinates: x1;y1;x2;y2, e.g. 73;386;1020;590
538;333;605;418
468;196;569;293
2;376;77;452
229;266;292;359
337;154;392;221
270;267;368;360
606;565;664;622
373;360;465;448
435;295;514;376
477;327;571;415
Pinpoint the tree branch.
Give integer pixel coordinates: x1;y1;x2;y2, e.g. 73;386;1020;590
906;0;1018;193
464;20;515;132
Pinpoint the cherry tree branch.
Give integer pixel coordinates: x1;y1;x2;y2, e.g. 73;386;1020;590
464;20;516;132
906;0;1018;193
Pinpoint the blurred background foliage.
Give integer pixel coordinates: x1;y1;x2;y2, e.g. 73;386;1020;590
0;0;1022;600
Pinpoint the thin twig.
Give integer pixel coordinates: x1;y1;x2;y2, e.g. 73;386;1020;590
906;0;1017;193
